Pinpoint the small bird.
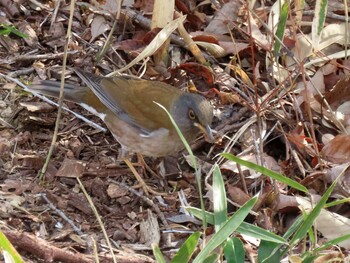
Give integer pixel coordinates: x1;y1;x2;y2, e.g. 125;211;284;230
29;69;214;157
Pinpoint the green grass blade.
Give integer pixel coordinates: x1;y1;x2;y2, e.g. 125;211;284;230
290;176;340;246
152;244;166;263
171;232;200;263
273;2;289;57
186;207;286;244
193;197;258;263
313;234;350;253
258;240;282;263
224;237;245;263
312;0;328;47
212;164;227;232
221;153;308;193
202;253;219;263
0;231;24;263
237;222;287;244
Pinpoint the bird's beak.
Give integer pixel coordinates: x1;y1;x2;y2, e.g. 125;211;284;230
195;123;215;143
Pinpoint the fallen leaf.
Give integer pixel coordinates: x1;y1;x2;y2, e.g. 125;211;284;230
56;158;86;178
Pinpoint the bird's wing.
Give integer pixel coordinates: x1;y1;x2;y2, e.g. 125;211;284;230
74;69;182;133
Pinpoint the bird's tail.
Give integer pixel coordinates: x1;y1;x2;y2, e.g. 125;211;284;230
28;80;88;104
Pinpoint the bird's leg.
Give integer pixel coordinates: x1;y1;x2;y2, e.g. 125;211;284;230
123;157;165;196
136;153;162;180
117;147;130;161
117;147;165;196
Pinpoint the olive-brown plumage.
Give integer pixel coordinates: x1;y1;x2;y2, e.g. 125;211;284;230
29;69;214;157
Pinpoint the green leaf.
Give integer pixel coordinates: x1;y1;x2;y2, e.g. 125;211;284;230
0;28;11;35
186;207;286;244
237;222;286;244
273;2;289;57
0;24;28;38
283;215;304;239
212;164;227;232
302;255;318;263
290;174;340;246
202;253;219;263
258;240;281;263
152;244;166;263
193;197;257;263
0;231;24;263
221;153;308;193
224;237;245;263
171;232;200;263
312;0;328;46
325;197;350;208
313;234;350;253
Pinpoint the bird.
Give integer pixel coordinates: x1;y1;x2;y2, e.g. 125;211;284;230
29;69;214;158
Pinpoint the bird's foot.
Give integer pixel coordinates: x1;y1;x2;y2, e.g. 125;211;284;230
123;157;166;196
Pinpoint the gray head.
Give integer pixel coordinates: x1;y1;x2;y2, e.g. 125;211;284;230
170;93;214;142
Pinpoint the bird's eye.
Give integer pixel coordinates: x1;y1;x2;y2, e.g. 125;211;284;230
188;109;196;120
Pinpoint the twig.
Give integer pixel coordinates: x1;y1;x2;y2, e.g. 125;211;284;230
302;10;350;22
215;107;251;131
50;0;62;29
2;229;92;263
109;180;169;229
27;0;53;10
0;51;80;64
217;118;251;136
0;117;15;128
122;9;189;51
8;68;35;78
41;193;84;236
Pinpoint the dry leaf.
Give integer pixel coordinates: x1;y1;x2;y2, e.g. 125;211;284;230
90;15;110;42
321;134;350;163
56;158;86;177
139;209;160;246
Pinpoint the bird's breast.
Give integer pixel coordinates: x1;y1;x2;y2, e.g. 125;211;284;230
105;114;185;157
